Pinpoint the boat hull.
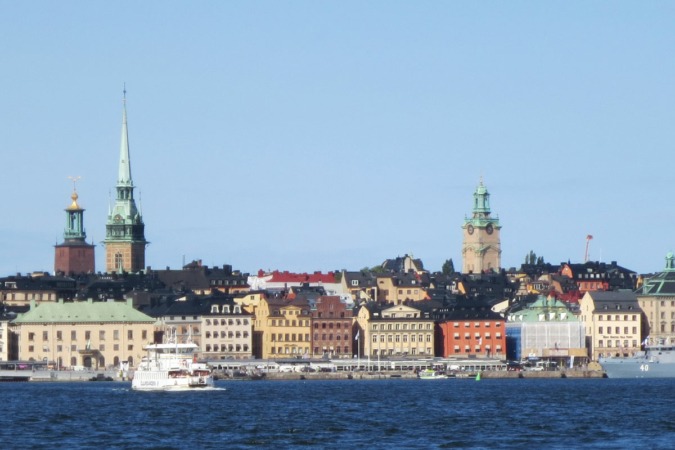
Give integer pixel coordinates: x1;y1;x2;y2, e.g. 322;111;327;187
600;359;675;379
132;372;214;391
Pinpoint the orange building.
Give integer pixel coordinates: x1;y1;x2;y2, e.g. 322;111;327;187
435;300;506;358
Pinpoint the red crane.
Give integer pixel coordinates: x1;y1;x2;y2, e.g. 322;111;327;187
584;235;593;262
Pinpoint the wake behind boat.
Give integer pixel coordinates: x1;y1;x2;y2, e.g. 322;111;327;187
131;330;214;391
599;338;675;378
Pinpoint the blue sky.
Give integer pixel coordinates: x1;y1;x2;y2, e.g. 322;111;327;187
2;2;675;277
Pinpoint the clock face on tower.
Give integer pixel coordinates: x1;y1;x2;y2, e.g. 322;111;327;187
486;223;494;235
467;224;474;235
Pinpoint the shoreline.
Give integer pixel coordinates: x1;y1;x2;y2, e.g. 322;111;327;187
7;368;606;383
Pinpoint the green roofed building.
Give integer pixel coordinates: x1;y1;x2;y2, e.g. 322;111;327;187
636;252;675;344
12;299;155;370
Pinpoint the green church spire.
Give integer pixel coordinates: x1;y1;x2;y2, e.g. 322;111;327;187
118;86;133;187
63;176;86;241
104;88;148;273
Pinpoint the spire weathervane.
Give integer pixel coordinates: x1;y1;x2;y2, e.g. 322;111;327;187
67;175;81;192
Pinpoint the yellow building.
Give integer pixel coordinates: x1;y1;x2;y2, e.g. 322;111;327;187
579;291;643;360
12;299;155;369
356;303;435;357
254;297;311;359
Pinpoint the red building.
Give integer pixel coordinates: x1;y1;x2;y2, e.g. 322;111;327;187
434;300;506;358
310;295;353;358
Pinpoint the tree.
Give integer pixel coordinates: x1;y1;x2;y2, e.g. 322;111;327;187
442;259;455;275
525;251;545;265
525;251;537;265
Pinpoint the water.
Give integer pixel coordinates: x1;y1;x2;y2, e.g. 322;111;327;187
2;378;674;449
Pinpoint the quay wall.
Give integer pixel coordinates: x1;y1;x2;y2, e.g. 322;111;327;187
23;369;605;382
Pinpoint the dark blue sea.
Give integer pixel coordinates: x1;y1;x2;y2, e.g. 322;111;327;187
1;378;674;449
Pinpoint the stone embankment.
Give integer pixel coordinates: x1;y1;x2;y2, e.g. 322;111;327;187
29;369;124;382
480;369;605;379
218;369;605;381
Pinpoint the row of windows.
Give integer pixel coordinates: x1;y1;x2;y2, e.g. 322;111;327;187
205;318;249;326
598;326;637;335
452;322;502;328
371;323;432;331
452;345;502;352
597;315;638;321
371;334;432;343
314;334;349;341
270;333;311;342
315;312;349;318
371;348;431;356
28;344;134;352
270;319;310;327
275;309;309;316
1;292;56;301
658;312;675;319
313;322;350;329
453;333;502;339
314;346;349;354
205;344;249;352
204;331;249;339
597;340;638;348
29;330;146;341
270;346;310;354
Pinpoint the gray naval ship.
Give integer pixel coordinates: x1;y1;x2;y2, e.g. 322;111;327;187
599;340;675;378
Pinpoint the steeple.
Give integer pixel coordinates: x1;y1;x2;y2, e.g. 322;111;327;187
472;177;491;217
55;178;95;275
461;178;502;274
118;86;133;187
104;88;148;273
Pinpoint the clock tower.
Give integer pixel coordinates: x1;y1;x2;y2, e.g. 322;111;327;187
461;179;501;274
104;90;148;273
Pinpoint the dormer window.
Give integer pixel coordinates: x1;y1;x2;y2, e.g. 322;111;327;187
223;305;231;314
233;305;241;314
211;305;219;314
351;280;359;286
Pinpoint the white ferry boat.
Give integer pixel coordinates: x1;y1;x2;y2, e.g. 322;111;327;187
131;331;214;391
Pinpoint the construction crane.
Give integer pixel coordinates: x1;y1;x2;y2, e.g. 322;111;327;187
584;235;593;262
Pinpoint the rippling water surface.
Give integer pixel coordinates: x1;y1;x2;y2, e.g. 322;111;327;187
2;378;674;449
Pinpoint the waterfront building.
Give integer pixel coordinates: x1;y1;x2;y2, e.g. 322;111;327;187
254;296;312;359
310;295;353;358
579;290;643;361
507;295;587;366
54;185;95;275
635;252;675;343
355;302;435;357
104;92;148;273
434;298;506;358
201;300;253;360
461;179;501;274
11;299;154;369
